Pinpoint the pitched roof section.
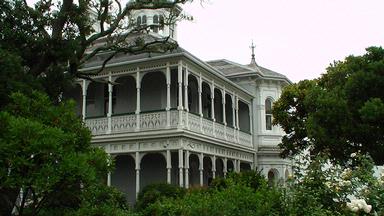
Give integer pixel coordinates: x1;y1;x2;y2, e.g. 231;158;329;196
206;59;289;81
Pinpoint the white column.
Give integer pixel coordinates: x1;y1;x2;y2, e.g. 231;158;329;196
81;80;89;121
223;158;228;177
185;150;190;188
211;81;215;121
166;150;171;184
198;74;203;132
135;152;140;198
211;82;216;137
107;76;113;134
177;61;183;110
177;61;183;127
184;66;189;110
135;69;141;131
107;172;111;186
199;153;203;186
107;154;114;186
232;94;236;128
236;160;241;173
178;149;184;187
212;155;216;179
166;64;171;127
184;66;189;129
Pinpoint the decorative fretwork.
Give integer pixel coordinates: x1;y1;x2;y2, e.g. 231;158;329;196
111;114;137;133
85;117;108;135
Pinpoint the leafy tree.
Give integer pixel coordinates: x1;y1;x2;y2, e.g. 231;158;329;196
273;47;384;165
0;91;119;216
0;0;191;215
0;0;188;103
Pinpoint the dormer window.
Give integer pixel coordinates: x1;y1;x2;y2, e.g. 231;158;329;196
142;15;147;25
265;98;273;130
136;16;141;26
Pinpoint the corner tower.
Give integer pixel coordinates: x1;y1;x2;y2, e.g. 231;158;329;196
131;0;181;41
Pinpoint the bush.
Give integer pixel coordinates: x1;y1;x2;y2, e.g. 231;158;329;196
135;183;186;212
210;170;267;191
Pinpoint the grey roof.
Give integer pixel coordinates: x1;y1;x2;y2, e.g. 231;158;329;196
81;34;289;84
82;34;185;69
206;59;289;81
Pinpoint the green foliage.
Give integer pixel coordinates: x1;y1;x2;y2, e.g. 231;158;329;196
0;91;125;216
138;171;284;216
210;170;267;191
135;183;186;212
70;184;132;216
273;46;384;164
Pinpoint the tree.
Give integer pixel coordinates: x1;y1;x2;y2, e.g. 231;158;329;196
273;47;384;165
0;0;189;103
0;91;125;216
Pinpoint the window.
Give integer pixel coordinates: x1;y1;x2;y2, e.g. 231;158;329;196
142;15;147;25
136;16;141;26
153;15;159;33
265;98;272;130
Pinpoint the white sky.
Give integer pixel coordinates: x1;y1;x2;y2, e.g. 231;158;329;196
177;0;384;82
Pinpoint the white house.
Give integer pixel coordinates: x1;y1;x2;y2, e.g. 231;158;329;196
65;4;292;204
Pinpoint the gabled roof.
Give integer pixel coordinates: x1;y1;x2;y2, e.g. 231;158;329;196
206;59;290;82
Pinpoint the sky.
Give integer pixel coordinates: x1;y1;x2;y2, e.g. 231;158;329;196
177;0;384;82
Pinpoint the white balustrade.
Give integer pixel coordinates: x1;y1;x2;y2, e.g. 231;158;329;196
85;111;252;148
187;113;201;133
214;123;225;139
202;118;214;136
111;114;136;133
140;111;167;130
238;130;252;147
85;117;108;135
226;127;236;142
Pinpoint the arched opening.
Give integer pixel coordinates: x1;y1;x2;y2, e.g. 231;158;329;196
188;75;199;114
136;16;141;26
140;153;167;190
265;98;273;130
214;89;223;123
111;155;136;204
203;156;212;186
171;152;179;185
268;168;279;186
227;160;234;173
240;162;252;172
202;82;211;119
86;82;106;117
142;15;147;25
189;154;200;187
62;83;82;116
215;158;224;178
238;100;250;132
225;94;233;127
114;76;136;114
141;72;166;112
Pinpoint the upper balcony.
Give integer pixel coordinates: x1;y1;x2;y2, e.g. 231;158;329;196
64;59;253;149
85;110;252;148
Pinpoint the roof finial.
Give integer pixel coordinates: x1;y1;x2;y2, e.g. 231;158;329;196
249;40;258;67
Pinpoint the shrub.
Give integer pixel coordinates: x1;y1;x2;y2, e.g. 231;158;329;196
135;183;186;212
